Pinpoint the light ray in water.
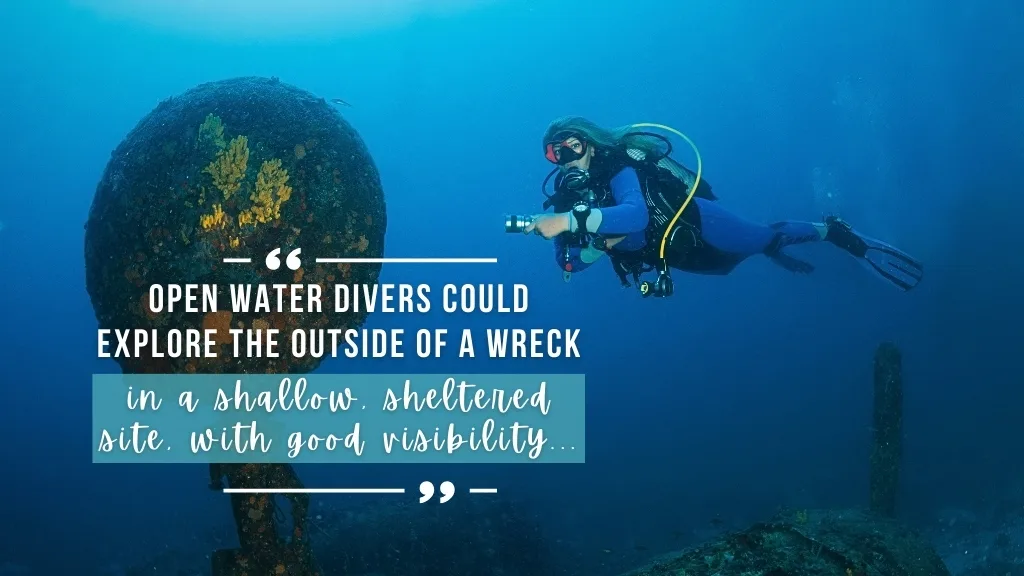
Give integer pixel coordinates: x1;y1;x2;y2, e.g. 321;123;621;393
69;0;502;38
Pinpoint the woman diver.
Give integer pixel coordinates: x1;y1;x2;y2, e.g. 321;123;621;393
521;116;923;296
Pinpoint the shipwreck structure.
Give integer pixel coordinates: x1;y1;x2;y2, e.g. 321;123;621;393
85;76;387;576
619;342;949;576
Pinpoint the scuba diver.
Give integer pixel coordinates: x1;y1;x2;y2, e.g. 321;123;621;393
512;116;923;297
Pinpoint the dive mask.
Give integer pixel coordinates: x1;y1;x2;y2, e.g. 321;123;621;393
544;132;588;165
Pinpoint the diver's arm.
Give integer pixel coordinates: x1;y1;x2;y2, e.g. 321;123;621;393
569;167;649;235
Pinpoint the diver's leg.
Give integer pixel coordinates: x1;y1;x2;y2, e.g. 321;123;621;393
695;198;822;254
684;201;923;289
692;198;821;273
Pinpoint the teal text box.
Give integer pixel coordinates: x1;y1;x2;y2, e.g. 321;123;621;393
92;374;585;464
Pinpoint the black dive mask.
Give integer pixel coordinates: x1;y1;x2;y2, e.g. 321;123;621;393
545;132;588;165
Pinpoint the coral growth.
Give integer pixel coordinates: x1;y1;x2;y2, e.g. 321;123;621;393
201;310;233;345
204;135;249;200
200;204;228;230
239;158;292;227
198;113;226;149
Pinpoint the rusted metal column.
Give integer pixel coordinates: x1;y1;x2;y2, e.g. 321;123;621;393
870;342;903;517
210;464;318;576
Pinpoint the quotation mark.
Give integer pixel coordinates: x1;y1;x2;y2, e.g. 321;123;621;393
266;247;302;271
419;480;455;504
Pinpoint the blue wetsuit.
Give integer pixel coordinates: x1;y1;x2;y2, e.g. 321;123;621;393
554;167;823;274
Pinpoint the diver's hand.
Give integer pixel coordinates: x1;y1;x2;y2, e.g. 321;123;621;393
524;213;570;240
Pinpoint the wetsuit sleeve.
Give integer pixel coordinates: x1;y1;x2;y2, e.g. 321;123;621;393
596;167;649;235
553;233;594;273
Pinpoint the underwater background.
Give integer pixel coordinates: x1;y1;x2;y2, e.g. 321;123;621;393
0;0;1022;574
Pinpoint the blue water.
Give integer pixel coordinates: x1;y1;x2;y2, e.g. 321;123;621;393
0;1;1022;574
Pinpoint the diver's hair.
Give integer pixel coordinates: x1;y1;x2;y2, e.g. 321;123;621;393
542;116;666;159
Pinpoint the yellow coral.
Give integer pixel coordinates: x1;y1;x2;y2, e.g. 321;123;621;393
200;204;228;230
229;236;240;248
198;113;226;149
204;135;249;200
240;158;292;226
